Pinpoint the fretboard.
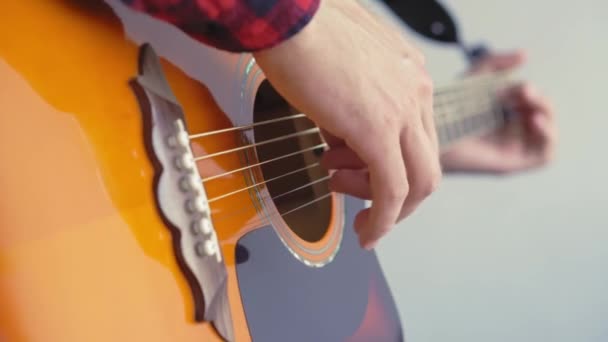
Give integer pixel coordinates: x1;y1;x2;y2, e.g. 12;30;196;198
433;72;512;150
356;0;512;149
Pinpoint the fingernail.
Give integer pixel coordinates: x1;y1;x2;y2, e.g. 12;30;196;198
361;239;376;251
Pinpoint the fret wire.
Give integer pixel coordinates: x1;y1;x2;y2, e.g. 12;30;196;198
183;71;512;158
434;80;506;110
417;75;510;145
433;70;511;97
433;73;510;111
437;112;484;145
182;71;511;141
434;96;495;126
435;102;505;148
488;83;506;129
434;73;508;116
438;110;494;135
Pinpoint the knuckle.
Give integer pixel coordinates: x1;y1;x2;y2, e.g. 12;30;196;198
387;181;409;202
384;113;401;129
355;111;394;139
416;166;442;198
418;183;435;199
422;178;440;198
374;112;401;133
422;71;433;87
419;75;434;97
428;168;442;194
380;225;394;236
521;83;536;97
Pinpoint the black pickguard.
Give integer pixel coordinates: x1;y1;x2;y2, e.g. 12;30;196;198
235;197;404;341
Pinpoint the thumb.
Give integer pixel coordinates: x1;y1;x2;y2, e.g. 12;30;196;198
476;50;527;72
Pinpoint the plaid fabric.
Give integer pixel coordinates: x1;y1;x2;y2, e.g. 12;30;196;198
121;0;321;52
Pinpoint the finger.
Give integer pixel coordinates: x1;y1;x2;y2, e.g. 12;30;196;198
418;78;439;154
353;208;371;236
397;120;442;221
530;111;557;153
348;129;407;250
520;84;554;118
503;84;554;123
531;111;552;140
319;128;344;148
321;145;365;170
329;169;371;199
474;50;527;73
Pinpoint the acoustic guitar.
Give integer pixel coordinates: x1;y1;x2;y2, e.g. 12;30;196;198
0;1;513;341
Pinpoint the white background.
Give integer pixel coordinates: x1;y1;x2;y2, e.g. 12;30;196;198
376;1;608;341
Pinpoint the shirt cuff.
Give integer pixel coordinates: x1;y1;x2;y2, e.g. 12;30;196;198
121;0;321;53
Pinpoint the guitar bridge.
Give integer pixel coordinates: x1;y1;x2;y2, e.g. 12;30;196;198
129;43;234;342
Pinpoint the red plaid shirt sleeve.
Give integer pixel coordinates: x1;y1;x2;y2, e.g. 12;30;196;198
121;0;321;52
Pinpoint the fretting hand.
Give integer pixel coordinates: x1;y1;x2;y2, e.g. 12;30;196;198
440;51;557;174
253;0;441;250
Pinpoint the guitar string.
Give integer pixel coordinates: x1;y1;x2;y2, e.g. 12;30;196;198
189;113;308;140
208;107;504;227
187;72;510;142
435;95;496;124
201;142;327;182
200;94;498;205
438;107;504;148
207;162;322;203
189;83;506;179
203;160;332;223
202;101;501;222
435;94;500;132
193;127;321;161
196;97;500;207
176;74;512;228
211;190;334;229
204;117;505;228
433;70;511;96
434;74;509;148
209;178;333;225
434;85;503;111
208;89;506;235
192;89;499;184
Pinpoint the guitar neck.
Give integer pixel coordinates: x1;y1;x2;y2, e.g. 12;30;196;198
357;0;513;149
433;72;512;150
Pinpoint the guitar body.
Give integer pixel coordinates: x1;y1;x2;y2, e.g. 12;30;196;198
0;1;402;341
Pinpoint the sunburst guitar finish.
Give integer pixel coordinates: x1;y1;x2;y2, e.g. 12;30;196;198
0;1;403;341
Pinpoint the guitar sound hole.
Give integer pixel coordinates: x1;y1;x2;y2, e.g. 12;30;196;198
253;81;332;243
